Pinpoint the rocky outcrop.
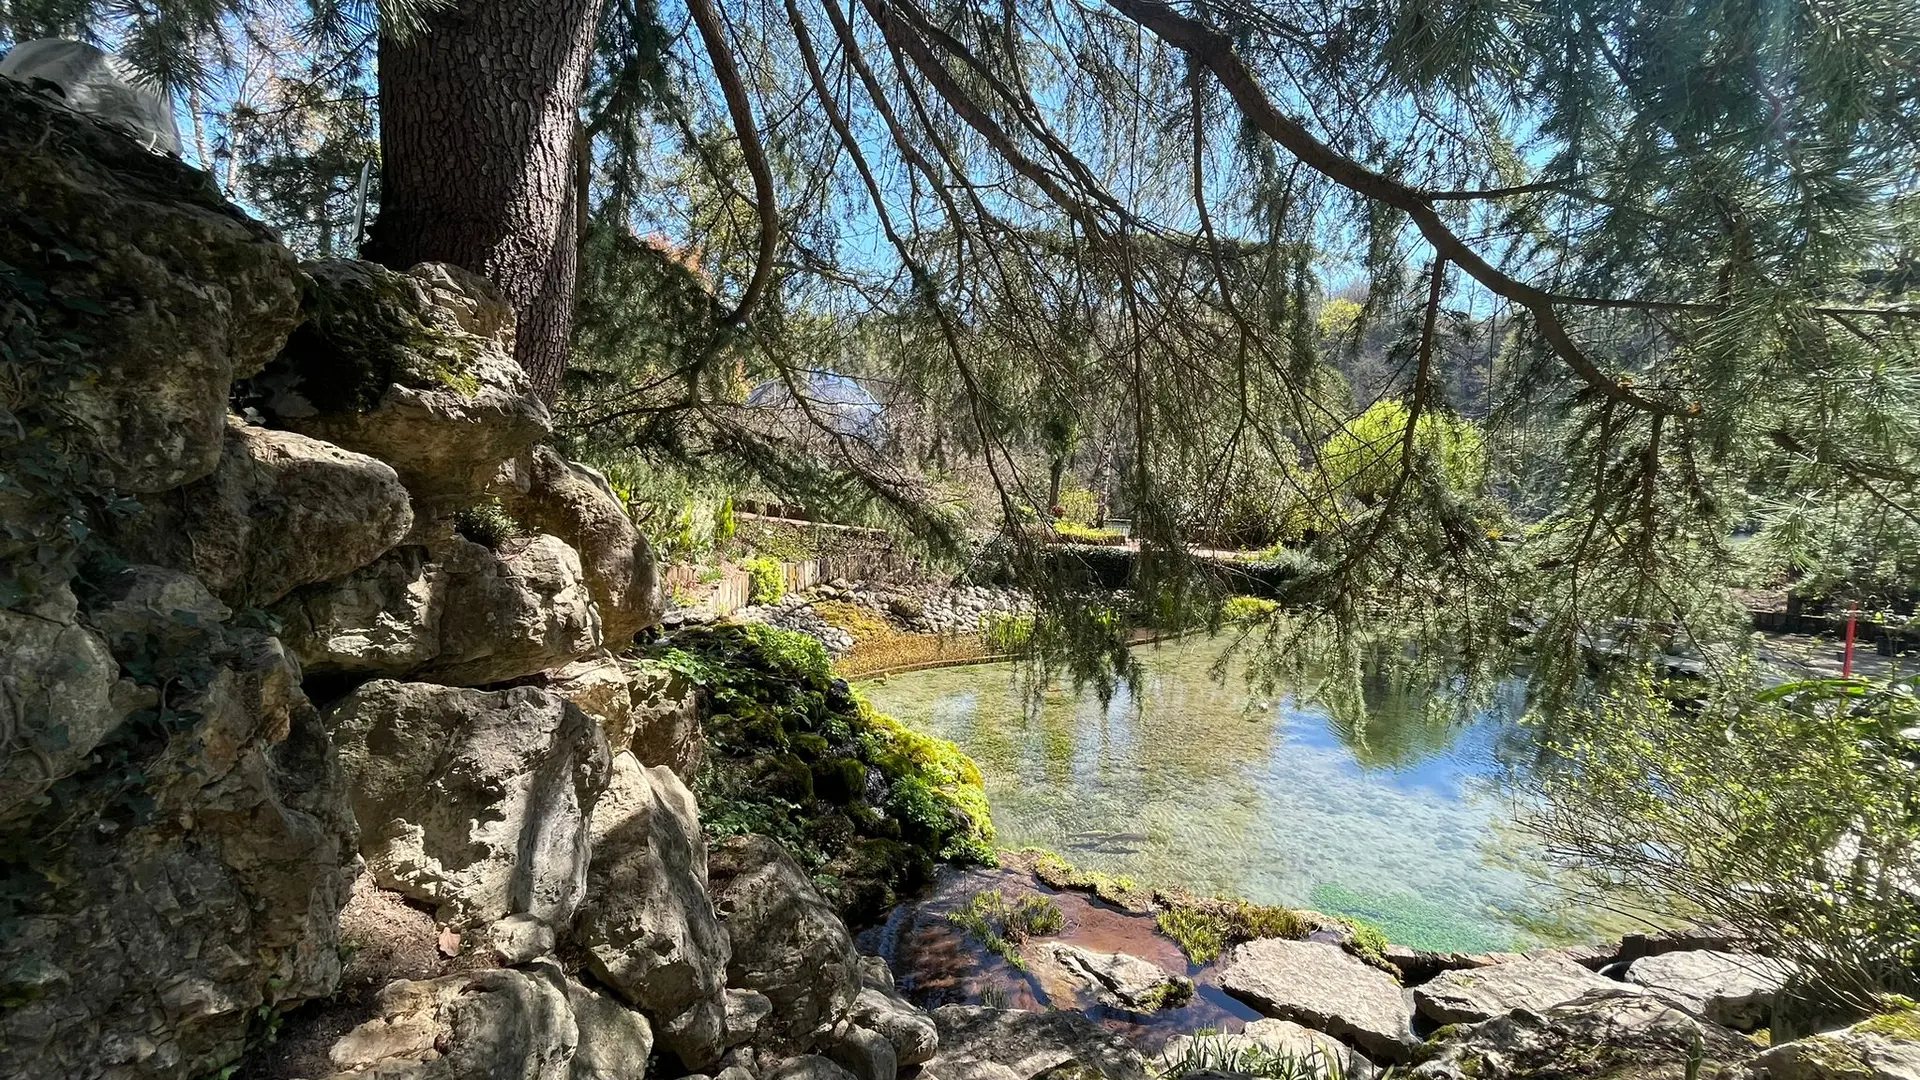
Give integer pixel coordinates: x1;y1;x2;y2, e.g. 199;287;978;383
1624;950;1791;1031
923;1006;1149;1080
420;533;602;685
709;834;863;1051
1;75;301;493
109;416;413;607
1219;938;1417;1063
0;583;140;819
578;753;732;1067
501;444;661;647
272;545;444;675
1158;1020;1374;1080
1048;944;1193;1012
317;964;578;1079
0;595;355;1079
1415;954;1642;1026
1411;990;1758;1080
629;659;706;778
1750;1006;1920;1080
249;259;550;515
828;1024;900;1080
568;978;657;1080
328;680;612;932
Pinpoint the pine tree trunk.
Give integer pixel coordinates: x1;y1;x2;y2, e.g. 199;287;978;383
366;0;606;397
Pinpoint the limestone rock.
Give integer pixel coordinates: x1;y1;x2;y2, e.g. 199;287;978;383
272;545;444;675
1159;1020;1373;1080
0;75;301;493
770;1057;860;1080
1049;943;1193;1012
628;658;705;779
709;834;862;1050
250;259;550;515
1625;950;1792;1031
925;1006;1149;1080
320;966;577;1079
1411;989;1757;1080
851;962;939;1067
830;1024;899;1080
501;445;661;647
1415;954;1643;1027
0;584;137;819
547;655;639;749
1750;1006;1920;1080
724;988;775;1046
0;625;355;1079
1219;938;1417;1062
328;680;612;930
420;533;601;686
110;416;413;607
579;753;731;1067
569;978;655;1080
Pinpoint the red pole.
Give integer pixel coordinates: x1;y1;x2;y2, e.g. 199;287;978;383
1843;604;1857;677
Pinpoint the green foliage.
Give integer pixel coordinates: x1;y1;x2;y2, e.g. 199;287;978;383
1025;848;1145;907
1524;673;1920;1026
1157;1032;1362;1080
1052;521;1127;546
451;498;525;549
813;600;893;641
947;889;1065;969
660;624;992;918
742;555;785;606
981;612;1035;654
1319;401;1487;504
714;495;737;544
1222;595;1279;623
1155;899;1312;965
1055;483;1099;526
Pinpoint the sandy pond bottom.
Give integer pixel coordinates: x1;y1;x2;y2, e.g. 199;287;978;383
860;634;1601;956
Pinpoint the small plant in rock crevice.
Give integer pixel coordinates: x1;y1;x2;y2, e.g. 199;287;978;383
1156;1034;1369;1080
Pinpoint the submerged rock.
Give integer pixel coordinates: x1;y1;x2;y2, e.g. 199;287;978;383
1624;949;1792;1031
328;680;612;931
1411;989;1757;1080
1048;943;1194;1013
1218;938;1417;1062
1415;954;1642;1026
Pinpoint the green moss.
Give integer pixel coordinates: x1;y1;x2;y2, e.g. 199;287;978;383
813;756;868;803
791;733;830;759
1855;1001;1920;1042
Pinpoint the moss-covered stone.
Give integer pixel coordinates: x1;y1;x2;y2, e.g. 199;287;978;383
814;756;868;803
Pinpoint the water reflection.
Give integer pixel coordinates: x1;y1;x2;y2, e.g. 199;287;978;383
860;634;1592;954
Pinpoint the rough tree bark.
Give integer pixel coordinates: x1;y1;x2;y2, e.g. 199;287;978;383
366;0;607;397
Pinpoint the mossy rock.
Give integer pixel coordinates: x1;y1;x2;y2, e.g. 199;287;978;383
759;753;814;801
791;732;831;760
813;756;868;803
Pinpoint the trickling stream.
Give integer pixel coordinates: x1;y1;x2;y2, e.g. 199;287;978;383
861;634;1592;956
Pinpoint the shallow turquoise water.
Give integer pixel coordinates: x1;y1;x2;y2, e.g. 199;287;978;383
860;635;1583;953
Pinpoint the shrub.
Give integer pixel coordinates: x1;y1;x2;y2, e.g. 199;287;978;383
1319;399;1487;503
453;498;525;548
1055;483;1099;526
742;555;785;605
1222;595;1279;623
1053;521;1128;546
981;612;1035;653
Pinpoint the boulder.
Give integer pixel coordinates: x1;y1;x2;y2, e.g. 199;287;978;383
924;1006;1149;1080
547;655;638;749
578;753;731;1067
272;545;444;675
1415;954;1642;1026
830;1024;899;1080
1624;950;1792;1031
0;622;355;1079
1048;943;1193;1012
1411;989;1757;1080
708;834;862;1050
724;988;775;1046
249;259;550;515
0;75;301;494
500;445;661;647
109;416;413;607
419;533;601;686
328;680;612;931
628;658;705;779
0;39;179;154
770;1058;860;1080
0;583;140;819
1158;1020;1373;1080
1750;1005;1920;1080
318;966;577;1080
569;978;655;1080
1218;938;1417;1063
851;961;939;1067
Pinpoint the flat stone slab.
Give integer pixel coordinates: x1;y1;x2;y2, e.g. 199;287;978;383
1049;944;1193;1012
1218;939;1417;1062
1414;954;1643;1026
927;1005;1148;1080
1626;950;1794;1031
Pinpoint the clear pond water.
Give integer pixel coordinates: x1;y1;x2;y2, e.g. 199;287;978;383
861;634;1591;954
